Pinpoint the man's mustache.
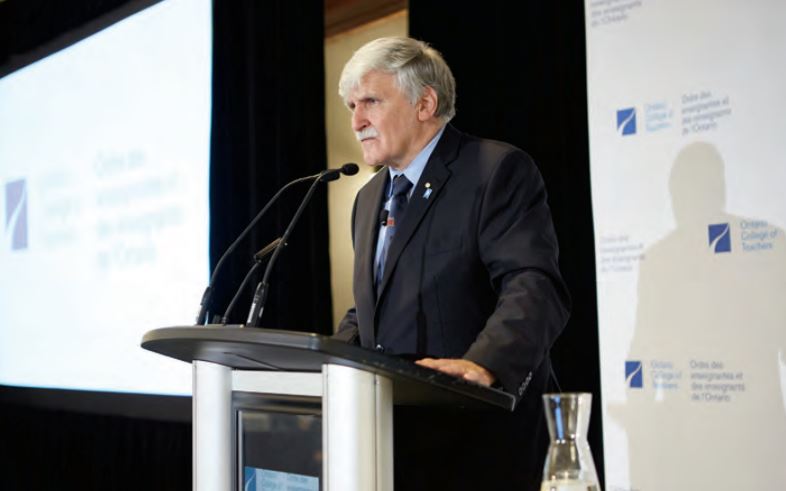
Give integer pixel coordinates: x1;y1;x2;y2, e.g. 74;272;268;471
356;127;379;141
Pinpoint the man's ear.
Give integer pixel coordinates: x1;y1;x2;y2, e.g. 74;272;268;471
416;86;439;122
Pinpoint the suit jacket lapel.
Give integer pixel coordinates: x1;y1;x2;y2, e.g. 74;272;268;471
357;168;388;311
376;125;462;303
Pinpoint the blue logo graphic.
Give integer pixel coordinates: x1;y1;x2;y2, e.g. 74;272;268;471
708;223;731;253
5;179;28;250
617;107;637;136
244;467;319;490
625;360;643;388
244;467;256;489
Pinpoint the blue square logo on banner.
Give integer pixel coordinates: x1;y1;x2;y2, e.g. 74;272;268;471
5;179;28;251
617;107;637;136
708;223;731;253
625;360;643;388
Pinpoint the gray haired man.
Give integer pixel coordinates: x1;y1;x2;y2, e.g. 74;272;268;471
335;36;570;489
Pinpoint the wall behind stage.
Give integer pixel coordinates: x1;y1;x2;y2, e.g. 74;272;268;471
586;1;786;489
324;10;408;330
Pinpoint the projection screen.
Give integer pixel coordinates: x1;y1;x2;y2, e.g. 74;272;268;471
0;0;211;397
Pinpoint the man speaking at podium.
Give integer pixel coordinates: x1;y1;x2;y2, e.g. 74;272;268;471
334;37;570;489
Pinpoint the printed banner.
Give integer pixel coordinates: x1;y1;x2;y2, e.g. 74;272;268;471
585;1;786;489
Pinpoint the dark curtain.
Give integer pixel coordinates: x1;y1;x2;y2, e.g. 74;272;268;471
0;0;158;76
410;0;604;483
209;0;333;332
0;1;329;489
0;402;191;490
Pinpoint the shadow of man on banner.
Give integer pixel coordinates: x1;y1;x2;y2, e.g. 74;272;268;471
618;141;786;490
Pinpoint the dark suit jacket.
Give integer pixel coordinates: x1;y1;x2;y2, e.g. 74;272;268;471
336;124;571;489
337;124;570;400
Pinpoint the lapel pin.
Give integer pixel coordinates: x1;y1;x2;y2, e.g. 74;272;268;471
423;182;432;199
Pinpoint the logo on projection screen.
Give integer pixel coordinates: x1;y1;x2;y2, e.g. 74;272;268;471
5;178;28;251
708;223;731;253
625;360;643;388
616;107;637;136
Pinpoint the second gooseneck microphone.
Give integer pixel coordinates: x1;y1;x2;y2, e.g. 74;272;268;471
245;163;359;327
195;163;358;325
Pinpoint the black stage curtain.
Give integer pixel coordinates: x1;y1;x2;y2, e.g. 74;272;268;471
0;1;329;489
209;0;332;331
410;0;604;483
0;0;158;77
0;402;191;490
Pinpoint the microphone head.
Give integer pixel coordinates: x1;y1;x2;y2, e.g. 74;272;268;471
320;163;359;182
341;163;359;176
321;171;341;182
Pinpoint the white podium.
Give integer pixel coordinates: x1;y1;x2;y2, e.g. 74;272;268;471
142;326;514;491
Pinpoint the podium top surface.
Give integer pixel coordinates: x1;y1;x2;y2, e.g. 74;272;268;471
142;326;516;411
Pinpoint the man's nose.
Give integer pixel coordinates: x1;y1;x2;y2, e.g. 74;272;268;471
351;107;367;132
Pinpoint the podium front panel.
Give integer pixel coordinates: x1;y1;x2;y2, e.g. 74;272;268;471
236;394;322;490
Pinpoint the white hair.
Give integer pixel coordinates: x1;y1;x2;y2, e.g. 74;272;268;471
338;37;456;122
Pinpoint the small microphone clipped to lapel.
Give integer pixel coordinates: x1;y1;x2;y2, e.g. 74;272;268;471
422;182;433;199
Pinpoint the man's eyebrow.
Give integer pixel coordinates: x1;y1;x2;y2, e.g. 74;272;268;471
347;95;379;106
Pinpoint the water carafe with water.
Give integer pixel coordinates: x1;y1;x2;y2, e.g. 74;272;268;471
540;393;601;491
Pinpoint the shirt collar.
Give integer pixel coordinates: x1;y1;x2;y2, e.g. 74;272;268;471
387;125;446;193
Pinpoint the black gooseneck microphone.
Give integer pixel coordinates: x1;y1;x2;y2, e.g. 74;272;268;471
245;163;359;327
195;163;359;325
321;162;358;182
220;238;282;324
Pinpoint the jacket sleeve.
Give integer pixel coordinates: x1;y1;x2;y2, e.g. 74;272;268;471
462;149;571;398
332;193;361;345
334;307;360;344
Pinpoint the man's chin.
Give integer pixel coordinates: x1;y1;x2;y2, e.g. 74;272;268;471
361;153;384;167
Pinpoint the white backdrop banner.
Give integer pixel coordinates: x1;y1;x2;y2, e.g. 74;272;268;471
586;1;786;489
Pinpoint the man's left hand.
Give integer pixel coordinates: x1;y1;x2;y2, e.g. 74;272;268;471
415;358;496;387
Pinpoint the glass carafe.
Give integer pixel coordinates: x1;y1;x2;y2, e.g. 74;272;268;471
540;393;601;491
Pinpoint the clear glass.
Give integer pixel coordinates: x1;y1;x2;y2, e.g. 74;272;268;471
540;393;601;491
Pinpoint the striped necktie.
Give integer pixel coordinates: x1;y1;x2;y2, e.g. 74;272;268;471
375;174;413;291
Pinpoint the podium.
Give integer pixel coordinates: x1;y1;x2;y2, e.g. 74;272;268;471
142;326;515;491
